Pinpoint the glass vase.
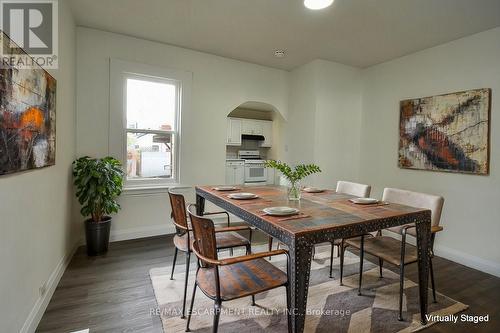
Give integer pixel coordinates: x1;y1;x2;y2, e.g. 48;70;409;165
288;181;301;201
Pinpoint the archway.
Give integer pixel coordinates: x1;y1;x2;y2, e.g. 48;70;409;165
224;101;286;185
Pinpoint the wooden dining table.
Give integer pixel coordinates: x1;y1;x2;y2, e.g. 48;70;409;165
195;185;432;333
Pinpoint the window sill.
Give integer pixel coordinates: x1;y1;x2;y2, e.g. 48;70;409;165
123;184;191;196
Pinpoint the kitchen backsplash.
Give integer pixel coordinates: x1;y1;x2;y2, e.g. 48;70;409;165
226;140;269;159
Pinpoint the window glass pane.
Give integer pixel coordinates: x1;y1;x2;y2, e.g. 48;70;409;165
126;78;176;130
126;132;174;179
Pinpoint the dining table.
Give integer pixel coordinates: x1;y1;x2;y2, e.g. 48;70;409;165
195;185;432;333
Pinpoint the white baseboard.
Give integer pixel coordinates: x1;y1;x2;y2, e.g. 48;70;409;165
20;243;79;333
434;244;500;278
109;216;233;243
110;224;175;242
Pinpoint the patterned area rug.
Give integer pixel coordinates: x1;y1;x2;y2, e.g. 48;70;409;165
150;245;467;332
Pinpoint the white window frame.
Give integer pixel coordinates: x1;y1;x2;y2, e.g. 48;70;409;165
109;59;192;190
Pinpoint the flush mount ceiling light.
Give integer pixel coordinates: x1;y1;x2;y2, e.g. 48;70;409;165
304;0;334;10
274;49;286;58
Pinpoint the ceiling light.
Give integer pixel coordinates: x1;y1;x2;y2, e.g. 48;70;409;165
274;50;286;58
304;0;334;10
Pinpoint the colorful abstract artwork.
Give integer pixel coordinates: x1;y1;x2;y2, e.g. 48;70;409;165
399;89;490;175
0;32;56;175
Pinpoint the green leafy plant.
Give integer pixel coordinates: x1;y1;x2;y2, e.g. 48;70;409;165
265;160;321;183
73;156;124;222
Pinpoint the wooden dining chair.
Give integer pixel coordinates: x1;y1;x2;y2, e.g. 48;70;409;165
168;189;253;319
340;188;444;321
186;204;291;333
313;181;371;278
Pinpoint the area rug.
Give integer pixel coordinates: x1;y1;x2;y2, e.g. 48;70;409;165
150;245;467;332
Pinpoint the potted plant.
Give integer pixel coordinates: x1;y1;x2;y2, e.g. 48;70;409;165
265;160;321;201
73;156;124;256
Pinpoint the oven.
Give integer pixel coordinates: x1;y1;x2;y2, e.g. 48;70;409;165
244;160;267;183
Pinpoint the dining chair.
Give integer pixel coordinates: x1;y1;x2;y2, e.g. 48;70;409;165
186;204;291;333
340;187;444;321
168;189;253;319
313;181;372;278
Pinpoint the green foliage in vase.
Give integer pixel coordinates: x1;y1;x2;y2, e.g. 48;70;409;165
73;156;124;222
265;160;321;183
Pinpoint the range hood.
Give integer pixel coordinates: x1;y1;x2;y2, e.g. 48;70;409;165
241;134;265;141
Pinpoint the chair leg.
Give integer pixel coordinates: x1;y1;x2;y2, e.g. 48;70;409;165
378;258;383;278
268;236;273;259
213;301;222;333
340;239;345;286
251;295;256;306
329;241;335;278
358;235;364;296
430;256;437;303
170;247;178;280
337;244;340;257
398;263;405;321
285;284;292;333
185;282;197;332
181;251;191;319
312;245;316;259
398;232;407;321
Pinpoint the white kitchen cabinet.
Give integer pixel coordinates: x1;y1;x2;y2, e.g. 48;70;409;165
260;121;273;147
226;118;242;146
225;161;245;185
241;119;263;135
227;117;272;147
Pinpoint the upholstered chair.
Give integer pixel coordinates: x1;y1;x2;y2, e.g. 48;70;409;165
336;181;371;198
340;187;444;321
316;181;372;278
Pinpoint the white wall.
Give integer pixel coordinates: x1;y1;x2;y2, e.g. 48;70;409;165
284;60;363;188
0;1;78;332
359;27;500;276
313;60;362;188
76;26;500;277
76;28;289;237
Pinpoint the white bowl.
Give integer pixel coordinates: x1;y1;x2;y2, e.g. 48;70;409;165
303;187;324;193
228;192;258;200
214;186;237;191
349;197;379;205
263;206;300;216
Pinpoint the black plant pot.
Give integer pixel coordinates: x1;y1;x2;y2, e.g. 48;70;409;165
85;216;111;256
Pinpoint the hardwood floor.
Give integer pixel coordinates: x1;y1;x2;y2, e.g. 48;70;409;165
37;234;500;333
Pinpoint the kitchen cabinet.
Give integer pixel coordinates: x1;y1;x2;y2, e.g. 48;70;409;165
226;118;242;146
226;117;273;147
241;119;263;135
225;160;245;185
260;121;272;147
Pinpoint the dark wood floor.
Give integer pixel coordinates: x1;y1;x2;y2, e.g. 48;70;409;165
37;234;500;333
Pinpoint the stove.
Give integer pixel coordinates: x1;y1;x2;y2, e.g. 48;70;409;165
237;150;267;184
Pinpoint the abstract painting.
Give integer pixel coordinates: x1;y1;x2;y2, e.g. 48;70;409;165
0;32;56;175
399;89;490;175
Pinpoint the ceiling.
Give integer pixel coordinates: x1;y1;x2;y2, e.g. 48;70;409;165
69;0;500;70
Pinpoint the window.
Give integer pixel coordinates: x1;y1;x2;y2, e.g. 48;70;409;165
110;60;192;189
125;77;178;181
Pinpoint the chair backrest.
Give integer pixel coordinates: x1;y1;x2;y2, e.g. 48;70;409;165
168;189;188;236
336;180;371;198
382;188;444;227
187;204;218;268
